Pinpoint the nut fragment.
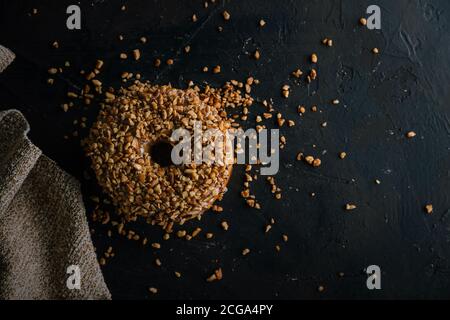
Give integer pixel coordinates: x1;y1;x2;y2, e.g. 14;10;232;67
207;268;223;282
151;243;161;249
313;158;322;167
425;204;433;214
305;156;314;165
292;69;303;78
221;221;229;231
222;11;231;21
406;131;416;138
133;49;141;61
213;65;221;74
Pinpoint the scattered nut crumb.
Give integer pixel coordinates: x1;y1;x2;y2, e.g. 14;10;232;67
207;268;223;282
151;243;161;249
313;158;322;168
213;65;221;74
406;131;416;138
221;221;229;231
292;69;303;78
222;11;231;21
133;49;141;61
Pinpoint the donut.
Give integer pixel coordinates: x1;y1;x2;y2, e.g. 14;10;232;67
86;81;252;230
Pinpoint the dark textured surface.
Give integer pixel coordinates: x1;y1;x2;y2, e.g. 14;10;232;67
1;0;450;300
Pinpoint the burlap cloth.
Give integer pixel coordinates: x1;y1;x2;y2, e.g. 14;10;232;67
0;46;111;300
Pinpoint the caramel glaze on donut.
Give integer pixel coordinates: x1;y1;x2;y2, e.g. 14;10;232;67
86;81;253;231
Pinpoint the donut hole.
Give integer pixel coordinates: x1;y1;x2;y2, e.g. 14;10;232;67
150;141;175;167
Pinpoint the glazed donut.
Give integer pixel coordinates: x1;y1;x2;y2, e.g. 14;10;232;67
86;81;249;230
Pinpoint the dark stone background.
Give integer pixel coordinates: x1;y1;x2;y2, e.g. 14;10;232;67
1;0;450;300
